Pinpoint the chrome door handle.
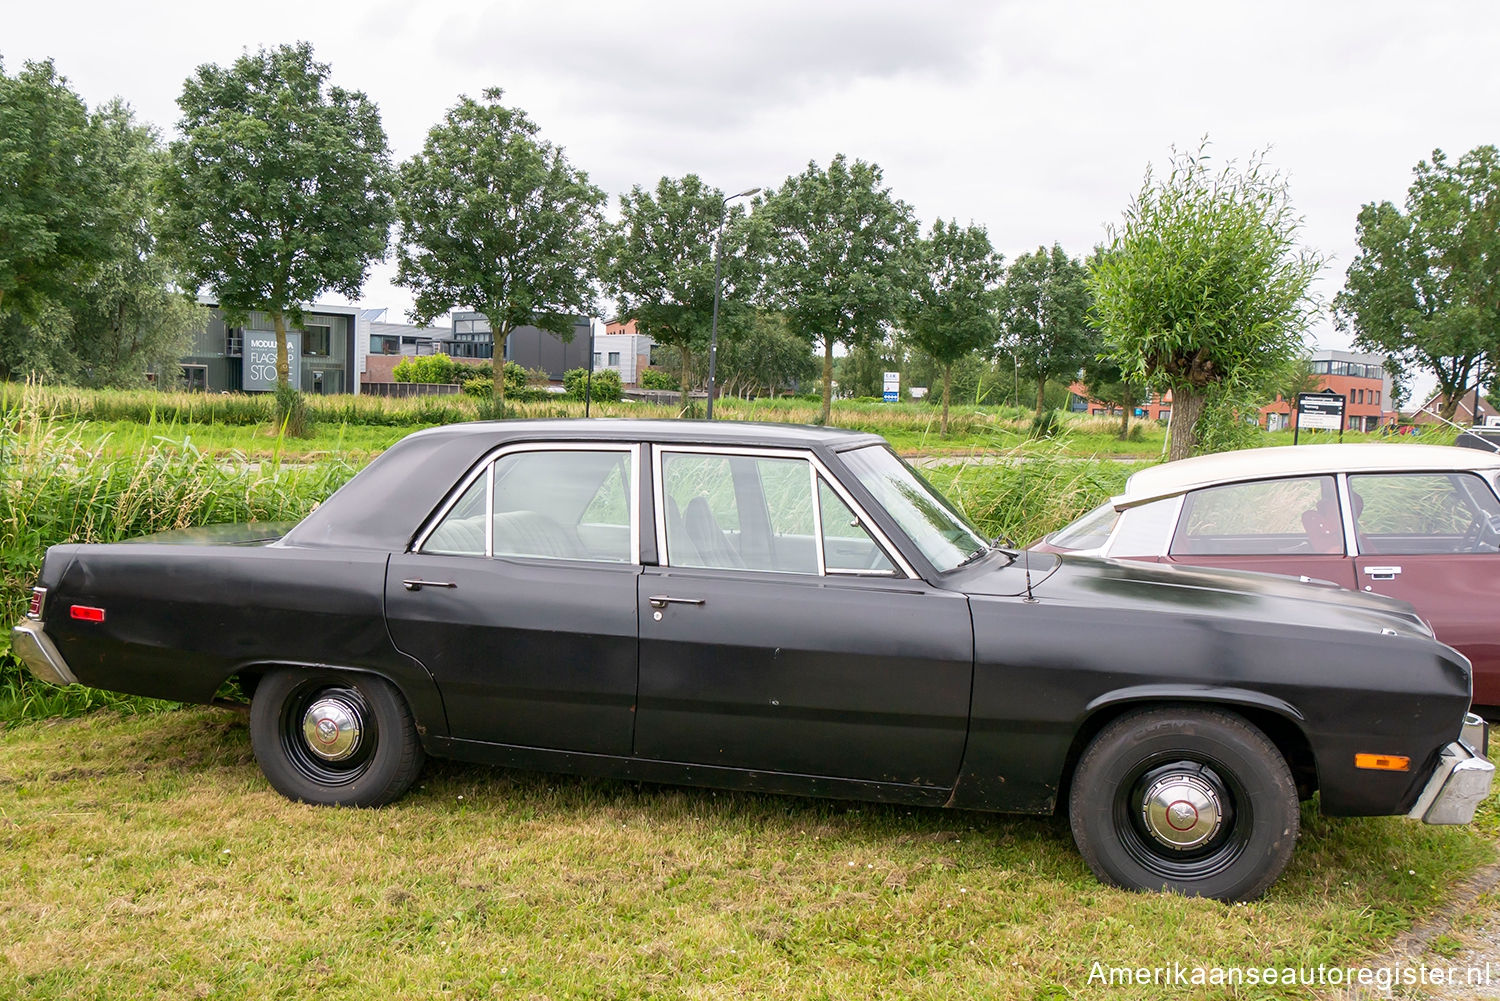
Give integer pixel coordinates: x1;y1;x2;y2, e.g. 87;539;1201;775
648;595;705;609
403;579;458;591
1363;566;1402;580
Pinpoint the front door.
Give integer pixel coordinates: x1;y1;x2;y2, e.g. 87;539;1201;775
1348;471;1500;705
633;448;973;787
385;444;642;754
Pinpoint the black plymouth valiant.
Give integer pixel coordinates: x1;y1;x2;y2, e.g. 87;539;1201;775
11;420;1493;901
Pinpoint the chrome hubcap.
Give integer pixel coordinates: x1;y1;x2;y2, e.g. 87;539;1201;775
1141;772;1223;850
301;695;363;762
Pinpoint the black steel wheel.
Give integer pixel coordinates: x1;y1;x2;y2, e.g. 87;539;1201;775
250;669;424;807
1068;707;1299;902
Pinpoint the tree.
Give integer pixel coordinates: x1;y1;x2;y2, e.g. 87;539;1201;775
713;311;817;399
1079;351;1144;439
397;89;604;411
1334;146;1500;421
0;58;111;375
756;156;917;425
599;174;751;411
903;220;1003;434
68;100;204;387
1090;145;1321;460
160;42;394;412
997;244;1090;416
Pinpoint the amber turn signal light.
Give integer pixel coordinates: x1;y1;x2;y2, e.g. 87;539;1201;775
1354;753;1410;772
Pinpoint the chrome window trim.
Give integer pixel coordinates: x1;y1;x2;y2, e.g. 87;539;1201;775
412;441;642;565
1337;472;1359;556
652;444;916;579
809;461;827;576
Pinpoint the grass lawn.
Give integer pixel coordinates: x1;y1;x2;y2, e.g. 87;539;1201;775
1;709;1495;1000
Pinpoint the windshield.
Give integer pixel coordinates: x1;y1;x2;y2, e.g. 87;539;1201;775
1048;502;1119;552
841;445;988;572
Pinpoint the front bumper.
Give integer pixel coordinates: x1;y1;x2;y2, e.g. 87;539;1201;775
10;620;78;686
1407;737;1495;825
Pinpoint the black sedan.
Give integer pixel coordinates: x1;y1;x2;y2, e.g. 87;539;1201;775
12;420;1493;901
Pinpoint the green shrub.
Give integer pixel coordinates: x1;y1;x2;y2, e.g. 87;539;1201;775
638;367;679;391
462;378;494;399
393;353;460;384
563;368;622;402
273;383;315;438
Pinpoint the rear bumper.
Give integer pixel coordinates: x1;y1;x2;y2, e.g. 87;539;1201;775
1407;737;1494;825
10;620;78;686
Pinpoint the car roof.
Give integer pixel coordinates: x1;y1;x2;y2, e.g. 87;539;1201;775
1118;443;1500;507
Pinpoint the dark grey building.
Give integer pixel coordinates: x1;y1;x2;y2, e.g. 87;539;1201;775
445;311;592;379
183;301;361;395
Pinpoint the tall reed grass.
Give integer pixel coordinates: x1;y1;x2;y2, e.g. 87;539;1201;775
0;391;361;722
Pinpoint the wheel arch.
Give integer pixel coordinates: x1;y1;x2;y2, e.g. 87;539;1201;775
1055;687;1318;814
219;660;443;749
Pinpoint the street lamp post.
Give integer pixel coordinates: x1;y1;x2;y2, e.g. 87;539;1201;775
706;186;760;420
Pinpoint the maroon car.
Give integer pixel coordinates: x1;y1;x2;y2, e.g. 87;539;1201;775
1034;443;1500;708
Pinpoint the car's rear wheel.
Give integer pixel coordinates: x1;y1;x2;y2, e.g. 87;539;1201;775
250;668;424;807
1068;707;1299;902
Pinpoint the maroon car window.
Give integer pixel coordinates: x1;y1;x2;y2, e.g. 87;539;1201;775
1348;473;1500;555
1170;476;1340;556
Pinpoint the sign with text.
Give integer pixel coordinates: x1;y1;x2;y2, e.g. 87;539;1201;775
243;330;302;392
1296;391;1345;431
883;371;900;403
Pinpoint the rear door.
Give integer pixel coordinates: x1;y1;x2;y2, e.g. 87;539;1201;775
385;444;641;754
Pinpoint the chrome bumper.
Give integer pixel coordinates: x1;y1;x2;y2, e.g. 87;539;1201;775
10;620;79;686
1407;738;1495;825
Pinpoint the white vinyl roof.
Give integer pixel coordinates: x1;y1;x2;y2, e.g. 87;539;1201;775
1117;443;1500;507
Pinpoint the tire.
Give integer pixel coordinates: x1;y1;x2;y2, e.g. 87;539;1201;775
249;668;425;807
1068;707;1299;902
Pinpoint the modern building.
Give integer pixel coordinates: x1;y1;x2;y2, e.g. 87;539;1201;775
597;318;655;386
442;311;593;380
361;308;448;385
1258;349;1394;432
182;300;363;395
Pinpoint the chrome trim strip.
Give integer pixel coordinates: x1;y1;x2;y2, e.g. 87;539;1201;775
10;620;79;686
1336;472;1359;556
809;461;827;576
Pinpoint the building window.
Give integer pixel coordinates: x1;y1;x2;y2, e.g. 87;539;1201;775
594;352;602;366
608;351;621;366
304;324;331;357
226;328;243;357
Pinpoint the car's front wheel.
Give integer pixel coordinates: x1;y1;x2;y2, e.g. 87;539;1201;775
1068;707;1299;902
250;669;424;807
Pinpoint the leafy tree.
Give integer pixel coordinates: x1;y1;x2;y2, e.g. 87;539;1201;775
1334;146;1500;421
905;220;1004;433
0;59;108;337
1090;145;1321;460
160;42;395;417
599;174;752;411
756;156;917;425
998;244;1093;416
397;89;604;411
713;311;818;399
837;339;906;399
0;62;199;385
1079;352;1144;439
68;100;204;387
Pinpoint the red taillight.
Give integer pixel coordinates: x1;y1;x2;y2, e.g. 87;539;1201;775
27;588;45;618
70;605;106;623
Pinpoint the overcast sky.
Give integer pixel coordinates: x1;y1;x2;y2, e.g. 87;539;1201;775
7;0;1499;373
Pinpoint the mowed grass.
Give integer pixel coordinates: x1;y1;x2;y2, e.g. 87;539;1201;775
0;708;1494;1001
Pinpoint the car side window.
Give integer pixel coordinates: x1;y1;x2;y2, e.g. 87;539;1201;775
422;448;634;563
1171;476;1341;555
820;478;895;573
661;451;820;573
1349;473;1500;554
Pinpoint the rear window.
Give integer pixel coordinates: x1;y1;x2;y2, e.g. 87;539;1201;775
1048;503;1118;552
